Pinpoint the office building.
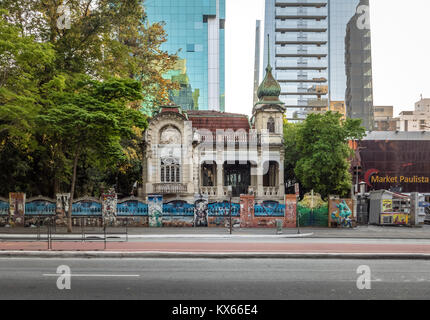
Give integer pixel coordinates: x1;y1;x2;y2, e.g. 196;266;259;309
253;20;262;106
263;0;329;120
374;106;397;131
145;0;225;111
345;0;374;130
397;98;430;132
263;0;373;123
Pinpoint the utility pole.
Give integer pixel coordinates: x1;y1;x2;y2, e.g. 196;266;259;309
228;185;232;235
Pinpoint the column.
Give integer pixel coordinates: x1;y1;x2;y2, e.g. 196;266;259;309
217;162;224;197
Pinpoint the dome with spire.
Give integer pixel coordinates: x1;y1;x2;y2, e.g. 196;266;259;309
257;62;281;100
255;34;284;109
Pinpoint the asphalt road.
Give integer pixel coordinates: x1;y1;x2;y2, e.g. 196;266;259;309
0;258;429;300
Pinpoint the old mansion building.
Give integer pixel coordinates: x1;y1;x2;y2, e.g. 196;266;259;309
140;61;286;205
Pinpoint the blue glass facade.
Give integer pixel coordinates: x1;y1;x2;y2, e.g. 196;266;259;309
328;0;360;101
145;0;225;111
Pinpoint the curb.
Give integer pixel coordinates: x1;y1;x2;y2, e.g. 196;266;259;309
0;233;314;240
1;251;430;260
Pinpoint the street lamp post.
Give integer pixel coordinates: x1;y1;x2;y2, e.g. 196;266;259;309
228;185;232;235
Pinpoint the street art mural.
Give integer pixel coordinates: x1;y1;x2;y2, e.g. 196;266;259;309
0;198;9;216
56;193;70;218
240;195;255;228
194;195;209;227
207;201;240;227
163;201;194;227
252;201;286;228
9;192;25;226
117;199;148;216
148;195;163;227
254;201;285;217
208;201;240;216
297;192;329;227
102;189;117;225
0;198;9;227
25;197;56;216
329;199;354;228
285;194;297;228
71;197;102;216
116;198;148;226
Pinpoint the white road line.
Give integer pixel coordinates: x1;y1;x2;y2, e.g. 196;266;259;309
43;274;140;277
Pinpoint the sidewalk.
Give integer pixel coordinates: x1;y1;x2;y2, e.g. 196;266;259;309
1;225;429;239
2;239;430;260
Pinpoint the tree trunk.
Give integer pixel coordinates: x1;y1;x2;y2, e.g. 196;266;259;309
67;151;80;233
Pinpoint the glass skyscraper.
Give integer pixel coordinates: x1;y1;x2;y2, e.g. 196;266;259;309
263;0;373;124
264;0;329;120
329;0;360;101
345;0;374;130
145;0;225;111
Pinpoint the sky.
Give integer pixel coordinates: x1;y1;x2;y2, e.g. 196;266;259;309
225;0;430;117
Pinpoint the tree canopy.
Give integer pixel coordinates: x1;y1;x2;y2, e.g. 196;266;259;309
0;1;177;210
284;112;366;199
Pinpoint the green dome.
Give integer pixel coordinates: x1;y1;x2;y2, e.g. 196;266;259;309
257;34;282;101
257;63;281;100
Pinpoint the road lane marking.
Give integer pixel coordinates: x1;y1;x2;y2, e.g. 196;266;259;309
43;274;140;277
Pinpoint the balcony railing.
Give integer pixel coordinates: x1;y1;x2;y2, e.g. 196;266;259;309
154;183;187;194
262;187;281;197
201;186;217;196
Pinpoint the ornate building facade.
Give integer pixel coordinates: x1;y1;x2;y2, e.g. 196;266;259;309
140;60;287;205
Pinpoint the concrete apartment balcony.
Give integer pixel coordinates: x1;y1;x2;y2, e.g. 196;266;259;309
275;0;327;8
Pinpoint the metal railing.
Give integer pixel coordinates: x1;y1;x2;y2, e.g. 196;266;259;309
0;216;130;250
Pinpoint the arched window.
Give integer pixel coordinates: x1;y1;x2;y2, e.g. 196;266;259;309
161;157;180;183
267;117;275;133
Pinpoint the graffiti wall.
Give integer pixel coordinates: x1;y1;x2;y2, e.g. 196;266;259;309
240;195;254;228
102;190;117;224
284;195;297;228
117;199;148;216
329;198;354;228
254;201;285;217
194;195;209;227
56;193;70;218
9;193;25;226
0;198;9;216
163;201;194;227
252;201;286;228
297;193;329;227
25;198;56;216
0;198;9;226
148;195;163;227
208;201;240;227
72;198;102;216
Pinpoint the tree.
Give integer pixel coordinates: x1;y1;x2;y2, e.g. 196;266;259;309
283;118;302;193
38;76;147;232
284;112;365;199
0;10;56;195
1;0;178;111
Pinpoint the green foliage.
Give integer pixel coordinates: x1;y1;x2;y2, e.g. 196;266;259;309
284;112;366;199
283;119;302;192
0;3;166;199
